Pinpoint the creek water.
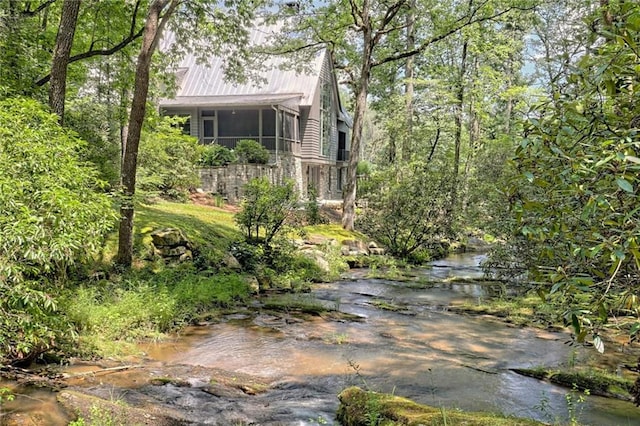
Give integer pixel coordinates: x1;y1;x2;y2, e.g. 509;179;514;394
2;253;640;425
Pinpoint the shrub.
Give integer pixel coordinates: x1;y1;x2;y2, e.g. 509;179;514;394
356;162;450;261
0;97;117;282
235;139;270;164
235;177;298;244
305;185;325;225
199;144;237;166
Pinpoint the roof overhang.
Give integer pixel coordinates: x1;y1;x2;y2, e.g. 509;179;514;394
159;93;304;108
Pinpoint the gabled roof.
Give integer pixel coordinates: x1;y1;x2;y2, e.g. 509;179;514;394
160;24;325;108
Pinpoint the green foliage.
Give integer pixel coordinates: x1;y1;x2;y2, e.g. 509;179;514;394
0;282;76;364
0;97;117;283
357;162;451;261
305;185;325;225
494;2;640;347
66;98;122;186
137;115;203;200
63;269;249;356
0;387;14;404
199;144;237;166
235;139;270;164
235;177;298;244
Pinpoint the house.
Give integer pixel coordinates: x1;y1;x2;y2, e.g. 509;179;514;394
159;25;351;202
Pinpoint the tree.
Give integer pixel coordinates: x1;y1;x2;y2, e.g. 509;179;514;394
116;0;178;267
494;0;640;351
115;0;265;267
48;0;81;123
271;0;536;230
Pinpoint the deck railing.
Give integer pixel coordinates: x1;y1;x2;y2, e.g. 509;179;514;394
212;136;294;153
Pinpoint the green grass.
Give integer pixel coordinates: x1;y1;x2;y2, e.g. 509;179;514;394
67;200;366;358
302;224;368;244
137;201;239;251
63;268;251;357
450;292;560;328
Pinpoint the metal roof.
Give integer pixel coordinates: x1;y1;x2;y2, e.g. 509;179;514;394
159;24;325;108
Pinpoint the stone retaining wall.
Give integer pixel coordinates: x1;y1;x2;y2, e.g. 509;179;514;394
199;155;301;203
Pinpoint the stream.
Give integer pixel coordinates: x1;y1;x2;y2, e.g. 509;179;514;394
2;253;640;425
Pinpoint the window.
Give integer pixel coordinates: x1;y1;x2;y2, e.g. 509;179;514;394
320;80;333;157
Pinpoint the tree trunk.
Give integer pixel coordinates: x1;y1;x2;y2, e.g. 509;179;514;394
341;2;372;231
448;39;468;229
49;0;80;124
116;0;175;267
401;1;415;162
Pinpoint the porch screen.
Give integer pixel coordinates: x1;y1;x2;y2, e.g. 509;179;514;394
218;110;259;138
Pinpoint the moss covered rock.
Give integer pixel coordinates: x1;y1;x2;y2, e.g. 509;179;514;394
337;386;543;426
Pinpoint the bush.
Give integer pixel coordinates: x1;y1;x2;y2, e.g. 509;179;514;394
305;185;325;225
0;97;117;282
235;139;270;164
235;177;298;244
137;115;202;200
199;144;237;166
356;162;450;260
0;283;76;364
66;98;121;187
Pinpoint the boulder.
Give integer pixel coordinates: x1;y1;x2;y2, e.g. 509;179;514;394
369;247;385;256
222;253;242;270
299;248;331;273
151;228;189;248
156;245;188;257
245;276;260;294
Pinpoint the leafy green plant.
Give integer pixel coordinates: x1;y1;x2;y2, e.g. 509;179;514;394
357;162;451;260
496;1;640;349
0;97;117;283
199;144;237;166
235;177;297;245
235;139;270;164
305;185;325;225
137;115;202;200
0;387;14;406
0;282;76;364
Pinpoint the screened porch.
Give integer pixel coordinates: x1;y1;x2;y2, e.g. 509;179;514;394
197;107;300;153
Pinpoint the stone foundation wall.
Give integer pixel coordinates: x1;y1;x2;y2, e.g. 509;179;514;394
199;156;345;202
199;155;302;203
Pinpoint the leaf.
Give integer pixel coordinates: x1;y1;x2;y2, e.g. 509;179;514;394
571;313;581;334
592;335;604;354
523;171;534;183
625;155;640;164
616;178;634;193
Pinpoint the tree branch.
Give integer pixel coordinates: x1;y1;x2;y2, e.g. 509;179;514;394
35;26;145;86
21;0;56;16
372;5;535;68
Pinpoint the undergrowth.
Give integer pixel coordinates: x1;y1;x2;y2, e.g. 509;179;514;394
62;267;249;357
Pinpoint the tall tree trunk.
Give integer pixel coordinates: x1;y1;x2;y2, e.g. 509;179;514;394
49;0;81;124
342;1;372;231
401;1;415;162
448;39;468;229
116;0;175;267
